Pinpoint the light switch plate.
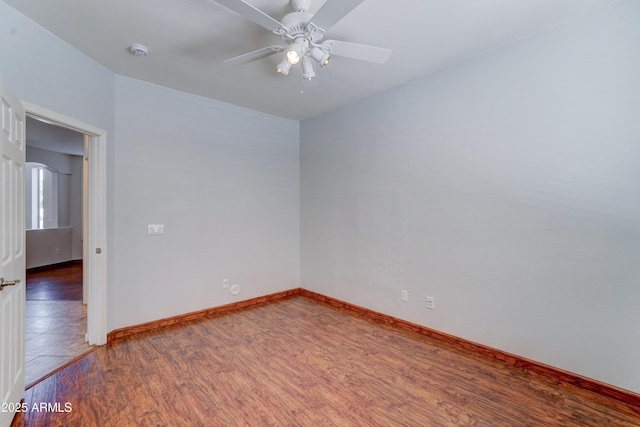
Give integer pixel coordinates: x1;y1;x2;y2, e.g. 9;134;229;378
147;224;165;235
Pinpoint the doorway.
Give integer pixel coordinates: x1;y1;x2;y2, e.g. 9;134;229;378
24;116;90;385
23;102;108;350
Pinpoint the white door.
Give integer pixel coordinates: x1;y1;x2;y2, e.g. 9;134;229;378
0;75;26;427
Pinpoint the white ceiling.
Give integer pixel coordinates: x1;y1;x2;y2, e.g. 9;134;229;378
5;0;621;120
26;116;85;156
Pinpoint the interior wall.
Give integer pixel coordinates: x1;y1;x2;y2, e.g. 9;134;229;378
112;75;300;329
0;2;115;128
1;1;300;334
25;147;83;267
26;146;72;176
26;228;72;268
4;0;639;395
301;0;640;393
70;155;84;260
0;0;115;293
26;146;72;227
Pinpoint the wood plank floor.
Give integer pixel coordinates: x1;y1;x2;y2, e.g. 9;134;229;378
26;262;83;301
11;297;640;426
25;262;92;387
25;300;91;387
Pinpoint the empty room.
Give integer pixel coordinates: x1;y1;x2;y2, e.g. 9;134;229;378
1;0;639;425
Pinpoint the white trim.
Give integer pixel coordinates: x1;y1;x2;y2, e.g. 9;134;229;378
22;102;108;346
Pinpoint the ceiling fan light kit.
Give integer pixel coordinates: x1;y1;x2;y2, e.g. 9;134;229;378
310;46;330;68
285;38;307;65
215;0;391;83
276;59;292;76
301;57;316;80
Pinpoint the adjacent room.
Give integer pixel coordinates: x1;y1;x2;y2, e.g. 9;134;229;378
23;118;91;386
1;0;639;425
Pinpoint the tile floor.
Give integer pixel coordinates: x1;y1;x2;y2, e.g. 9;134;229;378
25;300;93;386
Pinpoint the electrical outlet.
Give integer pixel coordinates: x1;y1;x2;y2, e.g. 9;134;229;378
426;296;435;309
223;279;229;289
401;290;408;302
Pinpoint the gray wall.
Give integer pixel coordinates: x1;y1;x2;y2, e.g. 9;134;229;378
3;0;639;395
111;75;300;328
0;0;116;297
1;1;300;332
25;147;83;268
26;228;72;268
301;0;640;393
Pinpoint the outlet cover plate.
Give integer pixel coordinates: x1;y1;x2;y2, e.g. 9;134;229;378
426;296;435;309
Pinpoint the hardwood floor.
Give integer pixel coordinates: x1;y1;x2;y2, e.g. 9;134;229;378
25;262;92;387
11;297;640;426
26;262;83;301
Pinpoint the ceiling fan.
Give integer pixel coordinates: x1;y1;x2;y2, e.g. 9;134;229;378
213;0;391;81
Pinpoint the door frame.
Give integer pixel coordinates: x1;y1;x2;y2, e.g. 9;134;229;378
23;102;107;345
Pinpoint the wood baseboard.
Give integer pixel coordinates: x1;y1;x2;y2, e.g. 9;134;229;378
106;287;640;411
107;288;301;342
298;288;640;412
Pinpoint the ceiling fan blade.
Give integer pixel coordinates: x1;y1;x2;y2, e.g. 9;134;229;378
309;0;364;31
223;45;284;66
324;40;392;64
213;0;284;31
